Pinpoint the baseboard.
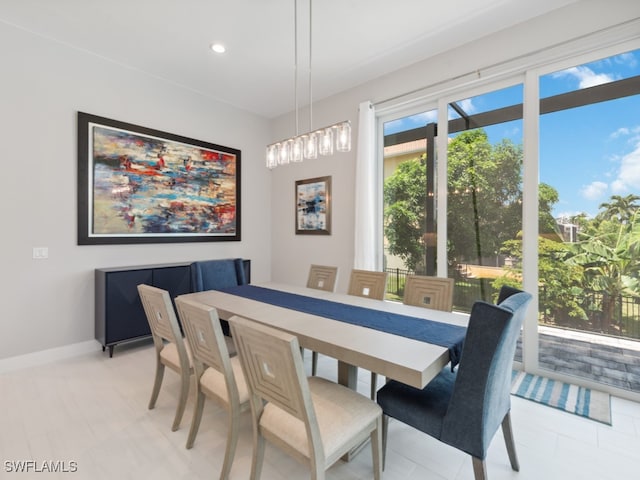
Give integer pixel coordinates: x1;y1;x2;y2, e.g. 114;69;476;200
0;340;100;374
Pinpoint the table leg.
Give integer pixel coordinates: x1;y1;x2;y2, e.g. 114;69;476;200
337;361;358;389
337;361;369;461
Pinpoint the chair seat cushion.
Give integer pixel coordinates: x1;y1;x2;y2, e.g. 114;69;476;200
376;367;456;440
200;356;249;406
259;376;381;461
160;340;192;372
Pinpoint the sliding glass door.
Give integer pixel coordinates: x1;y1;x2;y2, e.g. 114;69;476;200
379;42;640;398
445;84;524;312
536;48;640;390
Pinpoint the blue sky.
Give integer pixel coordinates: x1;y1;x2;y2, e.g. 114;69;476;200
384;48;640;219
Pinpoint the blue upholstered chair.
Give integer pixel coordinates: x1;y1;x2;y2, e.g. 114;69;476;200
376;287;532;480
191;258;248;337
190;258;247;292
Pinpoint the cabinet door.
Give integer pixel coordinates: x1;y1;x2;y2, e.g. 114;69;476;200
105;269;153;343
153;266;191;302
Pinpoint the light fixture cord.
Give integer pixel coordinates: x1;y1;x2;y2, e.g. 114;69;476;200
294;0;299;136
308;0;313;132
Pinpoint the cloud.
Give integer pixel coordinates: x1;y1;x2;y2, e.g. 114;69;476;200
447;98;475;120
609;127;630;139
553;66;616;89
410;110;438;125
611;142;640;192
614;52;638;68
581;181;608;200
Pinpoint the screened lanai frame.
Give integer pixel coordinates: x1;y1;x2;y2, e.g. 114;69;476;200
375;26;640;402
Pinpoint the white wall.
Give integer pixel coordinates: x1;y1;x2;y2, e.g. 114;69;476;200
0;22;272;360
2;0;638;363
268;0;640;293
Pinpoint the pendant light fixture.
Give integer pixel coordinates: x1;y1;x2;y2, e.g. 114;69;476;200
266;0;351;169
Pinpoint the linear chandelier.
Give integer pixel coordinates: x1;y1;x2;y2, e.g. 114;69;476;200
266;0;351;169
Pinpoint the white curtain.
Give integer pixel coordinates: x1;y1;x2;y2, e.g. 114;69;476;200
353;100;378;270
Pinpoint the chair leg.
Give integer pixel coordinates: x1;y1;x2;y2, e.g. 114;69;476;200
311;461;325;480
371;416;383;480
171;368;190;431
250;432;266;480
312;351;318;376
220;407;241;480
502;412;520;471
381;414;389;470
370;372;378;400
471;457;487;480
185;388;205;449
148;360;165;409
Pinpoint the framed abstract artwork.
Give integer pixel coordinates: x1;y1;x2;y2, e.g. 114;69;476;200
77;112;240;244
295;176;331;235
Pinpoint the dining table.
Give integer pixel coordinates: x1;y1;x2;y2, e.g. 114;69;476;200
178;282;469;391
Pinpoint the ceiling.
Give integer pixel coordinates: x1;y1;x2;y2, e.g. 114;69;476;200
0;0;578;119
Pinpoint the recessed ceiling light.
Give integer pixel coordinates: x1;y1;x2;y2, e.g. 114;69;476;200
210;43;226;54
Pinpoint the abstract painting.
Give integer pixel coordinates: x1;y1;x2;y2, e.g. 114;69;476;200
295;176;331;235
77;112;240;244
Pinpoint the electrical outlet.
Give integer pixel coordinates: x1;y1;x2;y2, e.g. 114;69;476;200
33;247;49;259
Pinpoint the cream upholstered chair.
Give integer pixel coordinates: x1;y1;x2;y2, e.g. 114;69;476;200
306;264;338;292
370;275;455;399
347;269;388;399
347;269;388;300
175;297;249;480
229;315;383;480
137;284;192;432
305;265;338;375
403;275;454;311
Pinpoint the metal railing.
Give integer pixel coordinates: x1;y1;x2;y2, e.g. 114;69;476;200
384;267;640;340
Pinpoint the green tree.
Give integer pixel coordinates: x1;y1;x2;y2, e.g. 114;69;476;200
497;236;587;325
447;130;522;264
384;129;558;281
383;154;427;272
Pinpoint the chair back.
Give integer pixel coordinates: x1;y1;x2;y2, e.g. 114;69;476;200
190;258;247;292
403;275;454;311
441;287;531;459
137;284;185;352
347;269;388;300
306;264;338;292
229;316;323;455
175;297;240;405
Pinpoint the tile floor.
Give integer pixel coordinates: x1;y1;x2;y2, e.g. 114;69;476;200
1;339;639;480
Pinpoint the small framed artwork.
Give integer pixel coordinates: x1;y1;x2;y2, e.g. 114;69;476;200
295;176;331;235
77;112;241;245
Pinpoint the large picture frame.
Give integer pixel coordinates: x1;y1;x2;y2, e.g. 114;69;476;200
295;176;331;235
77;112;241;245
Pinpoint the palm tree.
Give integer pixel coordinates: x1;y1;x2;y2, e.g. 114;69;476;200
598;194;640;224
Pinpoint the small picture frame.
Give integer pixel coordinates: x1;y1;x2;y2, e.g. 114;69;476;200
295;176;331;235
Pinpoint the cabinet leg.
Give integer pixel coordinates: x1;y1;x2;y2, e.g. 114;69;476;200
108;345;115;358
102;345;106;352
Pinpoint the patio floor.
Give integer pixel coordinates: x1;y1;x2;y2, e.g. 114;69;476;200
515;326;640;392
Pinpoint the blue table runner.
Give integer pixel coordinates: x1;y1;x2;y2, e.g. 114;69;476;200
220;285;466;367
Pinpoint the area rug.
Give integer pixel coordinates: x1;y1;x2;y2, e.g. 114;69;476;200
511;370;612;425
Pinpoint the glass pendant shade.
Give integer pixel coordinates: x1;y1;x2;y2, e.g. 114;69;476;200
291;136;304;162
279;140;291;165
304;132;318;159
266;143;279;168
319;127;333;156
336;121;351;152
